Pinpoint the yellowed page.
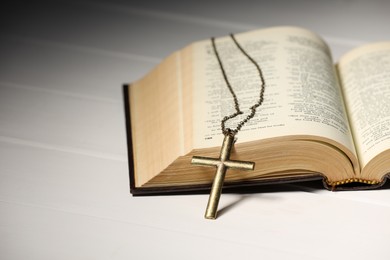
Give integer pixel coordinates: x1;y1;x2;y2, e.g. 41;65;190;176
338;42;390;168
130;52;185;187
192;26;356;157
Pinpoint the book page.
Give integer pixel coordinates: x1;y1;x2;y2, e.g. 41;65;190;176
192;26;356;156
338;42;390;167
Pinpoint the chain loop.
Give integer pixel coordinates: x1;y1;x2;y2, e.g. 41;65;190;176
211;34;266;136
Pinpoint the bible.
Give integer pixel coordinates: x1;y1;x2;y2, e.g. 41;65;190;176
124;26;390;195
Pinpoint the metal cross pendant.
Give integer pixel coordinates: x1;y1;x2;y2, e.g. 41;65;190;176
191;134;255;219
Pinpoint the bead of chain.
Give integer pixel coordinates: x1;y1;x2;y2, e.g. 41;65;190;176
211;34;266;137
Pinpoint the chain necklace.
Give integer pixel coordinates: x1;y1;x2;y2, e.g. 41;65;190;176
191;34;266;219
212;34;266;137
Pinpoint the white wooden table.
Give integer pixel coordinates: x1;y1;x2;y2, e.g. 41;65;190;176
1;1;390;259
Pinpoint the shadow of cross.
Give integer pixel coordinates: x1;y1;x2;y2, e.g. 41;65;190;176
191;134;255;219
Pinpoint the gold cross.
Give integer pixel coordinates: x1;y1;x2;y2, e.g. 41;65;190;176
191;134;255;219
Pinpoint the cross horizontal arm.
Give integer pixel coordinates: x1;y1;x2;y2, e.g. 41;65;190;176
191;156;255;170
191;156;220;167
224;160;255;170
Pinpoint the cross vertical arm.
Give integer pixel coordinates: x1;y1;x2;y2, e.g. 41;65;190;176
191;134;255;219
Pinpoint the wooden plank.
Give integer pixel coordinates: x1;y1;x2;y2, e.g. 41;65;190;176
2;0;371;61
91;0;390;43
0;84;126;158
1;142;390;259
1;1;228;59
1;201;311;260
0;38;155;100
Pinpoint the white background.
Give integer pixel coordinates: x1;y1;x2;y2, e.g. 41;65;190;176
1;0;390;259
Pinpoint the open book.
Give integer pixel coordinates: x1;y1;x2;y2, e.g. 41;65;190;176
124;26;390;195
